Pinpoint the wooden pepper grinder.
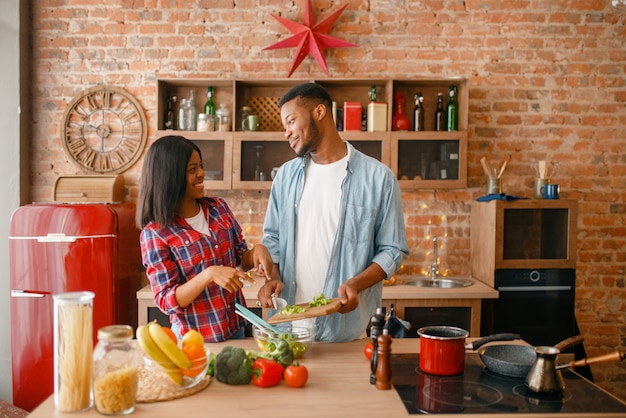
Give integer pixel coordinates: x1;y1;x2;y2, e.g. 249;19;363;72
375;328;392;390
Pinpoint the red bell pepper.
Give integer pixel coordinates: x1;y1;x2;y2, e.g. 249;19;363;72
251;357;283;388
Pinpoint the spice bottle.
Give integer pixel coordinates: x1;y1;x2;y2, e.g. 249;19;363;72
53;291;95;412
93;325;140;415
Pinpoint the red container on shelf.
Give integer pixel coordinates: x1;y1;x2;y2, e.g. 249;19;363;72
343;101;362;131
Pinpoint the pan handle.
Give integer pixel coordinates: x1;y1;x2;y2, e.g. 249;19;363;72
466;333;521;351
553;335;584;351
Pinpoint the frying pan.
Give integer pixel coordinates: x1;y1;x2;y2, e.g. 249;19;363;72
475;335;584;378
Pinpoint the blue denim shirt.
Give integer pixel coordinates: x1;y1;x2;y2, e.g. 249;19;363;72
262;142;409;342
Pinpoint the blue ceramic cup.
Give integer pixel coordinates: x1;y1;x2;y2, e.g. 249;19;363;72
542;183;560;199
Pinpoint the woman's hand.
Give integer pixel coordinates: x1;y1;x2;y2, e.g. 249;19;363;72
245;244;274;281
210;265;256;293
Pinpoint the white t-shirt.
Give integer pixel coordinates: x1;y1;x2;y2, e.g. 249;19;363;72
185;207;210;235
294;149;349;314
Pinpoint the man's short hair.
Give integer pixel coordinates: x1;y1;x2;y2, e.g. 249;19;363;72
279;82;333;110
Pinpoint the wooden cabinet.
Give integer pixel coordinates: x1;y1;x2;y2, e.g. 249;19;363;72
471;199;578;287
156;78;468;190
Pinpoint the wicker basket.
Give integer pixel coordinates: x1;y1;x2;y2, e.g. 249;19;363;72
247;97;282;131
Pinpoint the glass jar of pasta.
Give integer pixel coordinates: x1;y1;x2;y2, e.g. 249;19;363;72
93;325;140;415
53;291;95;412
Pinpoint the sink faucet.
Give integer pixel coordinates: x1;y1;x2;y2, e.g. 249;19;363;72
430;236;439;280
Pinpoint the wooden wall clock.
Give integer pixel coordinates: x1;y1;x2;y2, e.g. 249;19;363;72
61;85;148;174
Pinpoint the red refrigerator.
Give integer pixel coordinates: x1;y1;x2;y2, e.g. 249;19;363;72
9;203;143;412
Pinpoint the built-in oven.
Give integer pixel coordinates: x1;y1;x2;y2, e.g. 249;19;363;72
490;268;576;347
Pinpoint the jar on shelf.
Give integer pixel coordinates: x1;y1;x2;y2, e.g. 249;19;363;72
93;325;140;416
197;113;211;132
216;103;231;132
239;106;251;131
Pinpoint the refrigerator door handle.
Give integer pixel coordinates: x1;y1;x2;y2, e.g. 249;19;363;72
36;233;77;243
11;290;52;298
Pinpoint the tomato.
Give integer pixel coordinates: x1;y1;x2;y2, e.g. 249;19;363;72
364;342;374;360
284;363;308;388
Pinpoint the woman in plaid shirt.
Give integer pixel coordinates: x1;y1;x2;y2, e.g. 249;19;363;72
136;136;274;342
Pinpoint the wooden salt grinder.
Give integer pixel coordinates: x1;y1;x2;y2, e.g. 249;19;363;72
375;328;392;390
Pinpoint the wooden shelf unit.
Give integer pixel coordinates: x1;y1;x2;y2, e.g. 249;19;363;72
156;78;469;190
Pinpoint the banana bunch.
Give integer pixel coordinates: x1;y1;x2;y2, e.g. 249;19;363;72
136;321;192;386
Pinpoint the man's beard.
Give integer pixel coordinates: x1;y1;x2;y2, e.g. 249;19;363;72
295;117;320;158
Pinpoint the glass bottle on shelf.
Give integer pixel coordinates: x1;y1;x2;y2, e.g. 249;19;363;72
435;92;445;131
204;86;216;131
446;85;458;131
254;145;264;181
187;90;197;131
413;92;424;132
369;85;377;102
177;98;188;131
216;103;231;132
392;91;410;131
164;95;176;130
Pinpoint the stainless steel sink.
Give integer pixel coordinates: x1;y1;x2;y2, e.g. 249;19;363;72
402;277;473;288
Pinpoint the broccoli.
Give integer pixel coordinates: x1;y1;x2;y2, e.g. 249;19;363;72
249;337;294;368
214;346;253;385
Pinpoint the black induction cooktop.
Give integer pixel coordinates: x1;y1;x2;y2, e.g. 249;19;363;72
391;353;626;415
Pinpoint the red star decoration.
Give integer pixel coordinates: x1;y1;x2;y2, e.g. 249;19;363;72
264;0;358;77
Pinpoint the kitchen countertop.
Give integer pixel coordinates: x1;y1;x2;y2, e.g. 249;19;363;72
28;338;625;418
137;275;499;304
383;275;498;299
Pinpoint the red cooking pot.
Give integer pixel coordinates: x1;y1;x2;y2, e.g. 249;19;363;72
417;326;519;376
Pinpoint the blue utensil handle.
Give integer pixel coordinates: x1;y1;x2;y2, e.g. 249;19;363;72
235;303;281;334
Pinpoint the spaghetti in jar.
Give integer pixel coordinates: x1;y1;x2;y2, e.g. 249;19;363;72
53;291;94;412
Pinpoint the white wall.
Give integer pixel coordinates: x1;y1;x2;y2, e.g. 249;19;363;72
0;0;21;403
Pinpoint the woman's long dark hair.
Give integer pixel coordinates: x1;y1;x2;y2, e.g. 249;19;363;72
136;135;202;228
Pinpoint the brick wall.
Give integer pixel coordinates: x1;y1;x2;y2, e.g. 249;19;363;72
29;0;625;398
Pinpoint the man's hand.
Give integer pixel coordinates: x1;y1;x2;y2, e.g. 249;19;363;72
337;281;359;313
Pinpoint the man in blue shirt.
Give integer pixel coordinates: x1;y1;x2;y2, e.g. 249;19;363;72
258;83;409;342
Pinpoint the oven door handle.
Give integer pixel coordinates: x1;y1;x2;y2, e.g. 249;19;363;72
497;285;572;292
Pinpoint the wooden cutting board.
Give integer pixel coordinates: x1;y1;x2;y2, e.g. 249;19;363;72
267;298;342;324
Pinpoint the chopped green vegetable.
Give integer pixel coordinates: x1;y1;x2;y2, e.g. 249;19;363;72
309;292;331;307
290;341;307;358
280;305;307;315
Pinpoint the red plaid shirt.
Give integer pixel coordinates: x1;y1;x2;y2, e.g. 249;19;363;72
140;197;248;342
